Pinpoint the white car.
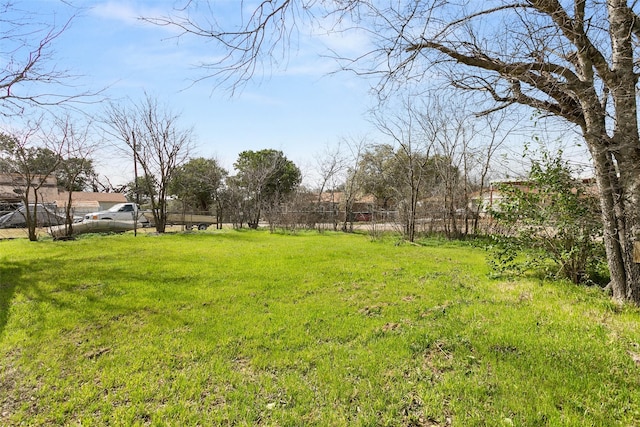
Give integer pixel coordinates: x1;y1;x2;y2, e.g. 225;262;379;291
84;202;148;224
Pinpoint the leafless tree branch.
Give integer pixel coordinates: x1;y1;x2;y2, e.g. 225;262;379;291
0;1;104;116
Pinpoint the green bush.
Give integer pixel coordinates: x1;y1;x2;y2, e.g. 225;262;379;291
489;151;605;284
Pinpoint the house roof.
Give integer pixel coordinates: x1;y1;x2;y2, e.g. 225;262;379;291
1;174;128;204
0;173;59;203
56;191;127;203
0;173;57;187
485;177;599;201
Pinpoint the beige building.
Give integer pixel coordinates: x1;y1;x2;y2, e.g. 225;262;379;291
0;173;59;204
55;191;126;215
0;173;126;215
470;178;598;217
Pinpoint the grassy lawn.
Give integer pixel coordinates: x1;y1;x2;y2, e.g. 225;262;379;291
1;230;639;426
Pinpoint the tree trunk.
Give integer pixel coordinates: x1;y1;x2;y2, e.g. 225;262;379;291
64;191;74;237
587;136;640;303
152;209;166;233
598;0;640;303
26;192;38;242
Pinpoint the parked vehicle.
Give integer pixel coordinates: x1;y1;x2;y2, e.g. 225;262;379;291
84;203;149;224
48;202;149;237
49;203;217;237
165;212;217;230
84;204;217;229
0;204;65;228
349;211;372;222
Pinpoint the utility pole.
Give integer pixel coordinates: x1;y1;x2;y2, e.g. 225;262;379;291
132;130;139;237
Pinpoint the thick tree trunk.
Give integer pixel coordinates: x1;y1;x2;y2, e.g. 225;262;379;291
589;144;631;301
26;193;38;242
611;145;640;302
601;0;640;303
585;116;640;303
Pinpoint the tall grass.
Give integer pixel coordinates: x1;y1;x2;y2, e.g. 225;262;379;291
1;230;639;426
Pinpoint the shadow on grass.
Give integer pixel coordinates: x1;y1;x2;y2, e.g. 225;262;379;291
0;254;109;339
0;254;76;338
0;263;22;337
0;250;189;340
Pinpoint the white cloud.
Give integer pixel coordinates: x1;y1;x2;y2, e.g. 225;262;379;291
309;14;373;56
89;1;167;28
238;91;286;107
90;1;140;24
315;28;372;56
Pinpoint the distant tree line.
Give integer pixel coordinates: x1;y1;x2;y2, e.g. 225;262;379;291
164;149;302;231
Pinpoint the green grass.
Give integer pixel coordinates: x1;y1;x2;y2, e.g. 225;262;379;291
1;230;639;426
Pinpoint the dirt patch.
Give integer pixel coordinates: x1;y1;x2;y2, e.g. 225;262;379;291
0;351;39;423
0;228;33;240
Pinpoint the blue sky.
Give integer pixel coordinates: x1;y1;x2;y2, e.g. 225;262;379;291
10;0;379;184
4;0;594;185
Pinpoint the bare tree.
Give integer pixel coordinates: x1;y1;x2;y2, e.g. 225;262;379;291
369;95;507;240
313;142;349;231
414;97;473;238
103;95;194;233
169;157;227;229
389;1;640;302
223;176;249;229
370;100;433;242
143;1;319;94
232;149;302;230
91;176;127;194
55;117;97;237
340;136;368;233
470;111;520;234
0;122;63;241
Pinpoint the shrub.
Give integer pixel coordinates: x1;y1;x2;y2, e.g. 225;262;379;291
488;151;605;284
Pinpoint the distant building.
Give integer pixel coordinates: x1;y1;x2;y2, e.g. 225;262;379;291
0;173;59;204
473;177;598;216
0;173;126;215
297;191;390;222
55;191;127;216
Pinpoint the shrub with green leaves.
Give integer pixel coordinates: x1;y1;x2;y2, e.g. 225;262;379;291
489;151;605;284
